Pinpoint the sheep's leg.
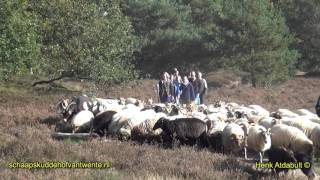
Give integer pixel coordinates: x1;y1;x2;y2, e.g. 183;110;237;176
244;147;248;160
259;152;263;163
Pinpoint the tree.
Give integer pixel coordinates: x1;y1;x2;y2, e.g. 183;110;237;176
123;0;299;87
272;0;320;72
216;0;299;87
0;0;40;80
29;0;137;83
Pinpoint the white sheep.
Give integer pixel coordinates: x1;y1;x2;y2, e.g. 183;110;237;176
294;109;318;117
270;124;313;155
247;124;271;163
281;117;320;154
118;109;168;139
133;112;167;135
68;110;94;133
108;106;141;135
207;119;226;135
258;117;280;130
276;108;299;118
222;123;247;158
248;105;270;117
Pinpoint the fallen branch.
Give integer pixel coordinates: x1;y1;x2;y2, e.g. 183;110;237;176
32;74;69;87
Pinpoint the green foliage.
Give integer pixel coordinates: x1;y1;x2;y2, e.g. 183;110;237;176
0;0;40;80
216;0;299;87
29;0;137;83
122;0;201;76
123;0;299;86
272;0;320;72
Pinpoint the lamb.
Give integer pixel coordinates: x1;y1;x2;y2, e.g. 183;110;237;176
153;117;209;147
270;124;313;155
90;110;117;136
221;123;247;157
247;124;271;163
67;110;94;133
266;147;317;179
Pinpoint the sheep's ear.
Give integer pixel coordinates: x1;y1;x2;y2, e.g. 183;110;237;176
271;119;277;125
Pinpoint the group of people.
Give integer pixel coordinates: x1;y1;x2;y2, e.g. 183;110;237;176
156;68;208;105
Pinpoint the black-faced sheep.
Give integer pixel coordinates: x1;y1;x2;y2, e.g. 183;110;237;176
266;147;317;179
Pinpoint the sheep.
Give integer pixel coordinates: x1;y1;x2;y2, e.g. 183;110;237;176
246;124;271;163
71;95;94;112
59;95;94;121
206;120;226;152
266;147;317;179
153;117;209;147
90;110;117;136
118;109;158;139
270;124;313;155
266;147;297;177
221;123;247;158
56;98;70;115
258;117;281;130
276;108;299;118
133;112;167;135
248;105;270;117
294;109;318;117
281;117;320;155
67;110;94;133
130;112;168;143
107;105;141;136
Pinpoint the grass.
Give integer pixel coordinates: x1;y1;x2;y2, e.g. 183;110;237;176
1;74;320;179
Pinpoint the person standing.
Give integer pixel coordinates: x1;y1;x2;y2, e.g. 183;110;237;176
172;75;182;104
157;72;171;103
179;76;195;105
195;71;208;104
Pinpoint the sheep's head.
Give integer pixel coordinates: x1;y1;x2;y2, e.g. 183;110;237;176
270;112;282;119
118;125;131;140
153;117;166;131
119;97;126;105
259;128;270;143
230;134;244;147
57;98;70;114
169;105;179;116
62;102;77;122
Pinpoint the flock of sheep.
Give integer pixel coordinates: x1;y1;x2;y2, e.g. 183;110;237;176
56;95;320;179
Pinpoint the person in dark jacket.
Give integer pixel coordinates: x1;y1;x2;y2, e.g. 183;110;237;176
316;96;320;117
179;76;195;105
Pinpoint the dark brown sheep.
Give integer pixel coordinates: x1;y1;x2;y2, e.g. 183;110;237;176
153;117;209;147
90;111;117;136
